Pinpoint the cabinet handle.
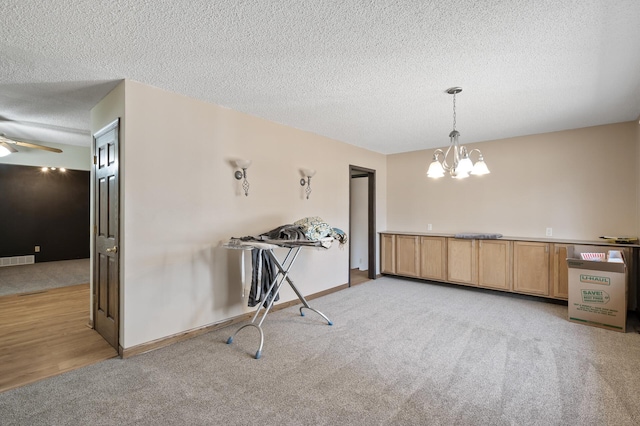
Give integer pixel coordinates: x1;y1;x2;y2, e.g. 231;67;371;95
545;245;548;253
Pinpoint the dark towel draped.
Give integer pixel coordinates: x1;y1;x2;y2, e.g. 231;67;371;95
248;249;278;308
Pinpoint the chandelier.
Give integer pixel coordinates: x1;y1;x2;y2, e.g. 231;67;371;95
427;87;490;179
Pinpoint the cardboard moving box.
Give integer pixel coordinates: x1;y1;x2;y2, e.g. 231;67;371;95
566;246;627;332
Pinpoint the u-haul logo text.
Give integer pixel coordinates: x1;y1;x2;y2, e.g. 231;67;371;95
579;274;610;285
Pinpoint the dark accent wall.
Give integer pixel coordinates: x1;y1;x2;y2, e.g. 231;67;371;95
0;164;90;262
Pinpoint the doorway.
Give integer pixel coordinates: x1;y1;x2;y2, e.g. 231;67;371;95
349;165;376;286
0;149;118;391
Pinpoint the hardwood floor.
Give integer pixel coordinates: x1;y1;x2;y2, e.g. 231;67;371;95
0;283;118;393
350;268;371;286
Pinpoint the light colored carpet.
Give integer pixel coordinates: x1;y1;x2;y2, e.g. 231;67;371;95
1;276;639;425
0;259;90;296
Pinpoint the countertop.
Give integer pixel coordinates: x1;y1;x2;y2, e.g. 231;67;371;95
379;231;640;248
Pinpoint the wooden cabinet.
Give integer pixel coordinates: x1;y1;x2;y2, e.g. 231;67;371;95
381;234;446;280
551;244;570;299
447;238;477;285
396;235;420;277
380;234;396;274
379;233;634;303
478;240;512;290
419;236;447;281
513;241;550;296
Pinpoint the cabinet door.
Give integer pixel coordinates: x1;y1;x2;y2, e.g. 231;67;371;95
420;236;447;281
478;240;512;290
447;238;477;285
396;235;420;277
513;242;550;296
551;244;570;299
380;234;396;274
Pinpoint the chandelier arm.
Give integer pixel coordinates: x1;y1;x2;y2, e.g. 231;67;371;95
467;148;488;164
440;144;455;172
468;148;482;158
450;131;462;172
453;144;460;170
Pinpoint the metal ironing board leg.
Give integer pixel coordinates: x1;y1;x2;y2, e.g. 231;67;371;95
226;247;296;359
265;249;333;326
226;245;332;359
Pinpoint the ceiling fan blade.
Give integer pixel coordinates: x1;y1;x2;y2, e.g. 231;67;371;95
0;134;63;153
14;140;63;153
0;141;18;153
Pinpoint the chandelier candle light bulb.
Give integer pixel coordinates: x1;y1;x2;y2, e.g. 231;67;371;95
427;87;490;179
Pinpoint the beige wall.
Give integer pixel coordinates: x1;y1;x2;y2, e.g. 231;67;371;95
387;122;638;240
92;80;387;349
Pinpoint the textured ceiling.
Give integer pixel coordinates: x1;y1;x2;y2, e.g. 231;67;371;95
1;0;639;154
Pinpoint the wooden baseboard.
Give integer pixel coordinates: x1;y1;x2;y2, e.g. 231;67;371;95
121;312;253;358
308;283;349;299
121;282;349;358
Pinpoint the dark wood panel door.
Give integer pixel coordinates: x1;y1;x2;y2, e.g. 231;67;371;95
93;119;120;350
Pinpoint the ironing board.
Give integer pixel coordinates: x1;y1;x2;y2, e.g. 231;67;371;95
224;238;333;359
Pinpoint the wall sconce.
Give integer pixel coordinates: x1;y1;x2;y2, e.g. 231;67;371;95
299;168;316;199
233;159;252;196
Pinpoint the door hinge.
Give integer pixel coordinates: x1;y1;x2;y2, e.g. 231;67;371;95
93;155;97;165
94;225;97;234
